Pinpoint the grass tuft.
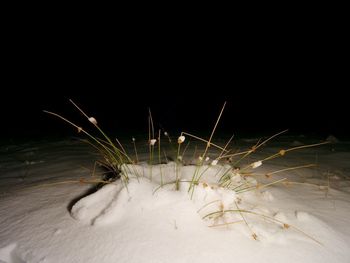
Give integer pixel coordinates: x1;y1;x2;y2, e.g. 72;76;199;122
44;99;330;245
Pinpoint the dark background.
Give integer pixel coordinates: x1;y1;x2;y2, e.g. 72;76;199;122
1;19;348;142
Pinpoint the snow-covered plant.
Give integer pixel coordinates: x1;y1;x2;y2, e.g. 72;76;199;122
45;100;330;244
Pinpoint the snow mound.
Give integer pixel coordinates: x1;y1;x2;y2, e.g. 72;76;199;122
71;162;335;245
72;163;243;228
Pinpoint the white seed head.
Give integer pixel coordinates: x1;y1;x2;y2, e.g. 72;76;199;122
198;156;203;161
211;159;218;166
178;135;185;144
251;161;262;169
132;137;135;142
205;157;210;162
177;155;183;161
164;131;168;136
88;117;97;125
150;139;157;146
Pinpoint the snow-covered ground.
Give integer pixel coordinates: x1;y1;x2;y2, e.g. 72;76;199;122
1;136;350;263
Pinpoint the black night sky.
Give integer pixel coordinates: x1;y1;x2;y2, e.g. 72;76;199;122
2;23;348;143
2;69;347;143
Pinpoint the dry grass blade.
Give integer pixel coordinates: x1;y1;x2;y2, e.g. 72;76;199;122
181;132;228;152
263;141;330;162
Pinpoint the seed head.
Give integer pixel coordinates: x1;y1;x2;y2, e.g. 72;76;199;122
211;159;218;166
251;161;262;169
178;135;185;144
88;117;97;125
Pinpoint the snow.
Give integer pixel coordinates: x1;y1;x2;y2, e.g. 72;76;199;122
1;137;350;263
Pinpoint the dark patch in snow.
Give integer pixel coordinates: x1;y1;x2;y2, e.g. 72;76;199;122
67;185;101;213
